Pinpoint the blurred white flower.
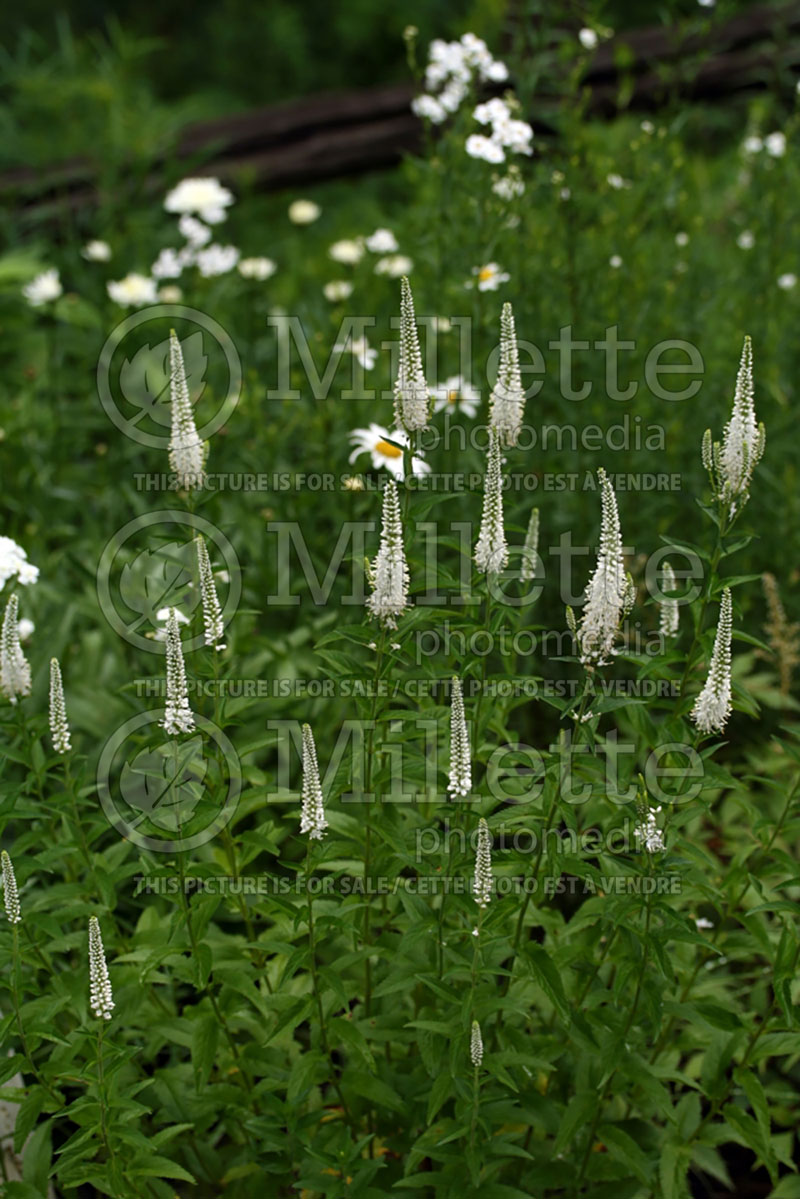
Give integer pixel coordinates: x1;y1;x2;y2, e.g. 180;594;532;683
288;199;321;224
412;94;447;123
374;254;414;277
431;316;451;333
164;177;234;223
323;280;353;301
152;247;191;280
492;167;525;200
178;215;212;246
349;423;430;479
17;618;34;641
466;262;510;291
736;230;755;250
765;131;787;157
23;269;62;307
697;0;715;7
695;917;714;930
0;538;39;589
334;334;377;370
195;245;240;277
158;285;183;303
607;173;628;189
609;255;623;269
329;239;364;264
82;240;111;262
107;273;157;307
640;120;655;134
579;27;598;49
778;273;797;290
365;228;399;253
742;135;763;155
433;375;479;417
238;256;277;280
675;231;689;247
466;134;506;163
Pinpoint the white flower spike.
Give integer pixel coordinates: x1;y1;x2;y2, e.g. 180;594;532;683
489;302;526;446
691;588;734;735
634;799;665;854
473;818;493;908
196;535;225;649
49;657;71;753
576;468;635;666
0;595;31;704
470;1020;484;1068
448;677;471;797
88;916;114;1020
520;508;540;584
1;851;21;924
393;277;430;433
300;724;329;840
168;330;205;490
474;429;508;574
658;561;680;639
162;608;195;736
702;336;765;519
366;480;410;629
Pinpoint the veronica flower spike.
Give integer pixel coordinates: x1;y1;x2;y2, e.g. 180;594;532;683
168;330;206;490
366;480;410;629
161;608;195;736
393;276;430;433
575;468;635;666
448;676;472;797
0;594;31;704
474;429;508;574
489;301;526;447
300;723;329;840
701;335;765;520
691;588;734;735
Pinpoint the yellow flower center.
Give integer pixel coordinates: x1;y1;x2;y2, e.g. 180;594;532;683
478;267;494;282
448;390;459;405
375;438;403;458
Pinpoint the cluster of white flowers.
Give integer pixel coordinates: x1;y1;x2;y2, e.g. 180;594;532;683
658;561;680;639
470;1019;484;1068
196;536;225;650
22;268;63;308
473;817;493;908
691;588;734;735
349;424;430;480
701;335;765;519
489;301;525;446
634;801;666;854
0;537;39;588
742;131;787;158
0;595;31;704
467;96;533;164
492;165;525;200
168;331;205;490
162;607;195;736
238;257;277;280
474;429;508;574
412;34;509;126
447;677;471;797
49;657;71;754
574;468;635;666
300;724;329;840
393;277;430;433
1;850;21;924
365;480;410;629
164;177;234;224
88;915;114;1020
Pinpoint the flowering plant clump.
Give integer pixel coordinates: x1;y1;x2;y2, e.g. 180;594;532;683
1;18;797;1199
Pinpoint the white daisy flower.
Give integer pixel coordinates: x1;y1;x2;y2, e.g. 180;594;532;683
288;199;321;224
107;273;158;307
466;262;510;291
82;240;112;262
348;423;430;480
329;239;364;264
433;375;480;417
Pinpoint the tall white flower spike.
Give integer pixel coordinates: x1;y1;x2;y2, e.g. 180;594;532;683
473;818;493;908
88;916;114;1020
366;480;410;629
1;851;21;924
702;336;765;519
658;561;679;639
168;330;205;490
576;468;635;666
0;595;31;704
195;535;225;649
474;429;508;574
447;677;472;797
520;507;540;584
691;588;734;735
300;724;329;840
470;1020;484;1068
489;302;525;446
162;608;195;736
634;798;665;854
393;276;430;433
49;657;72;753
